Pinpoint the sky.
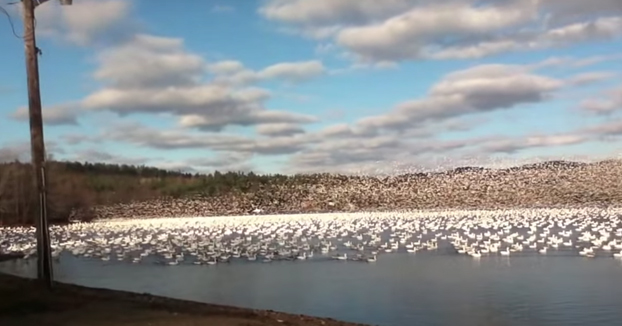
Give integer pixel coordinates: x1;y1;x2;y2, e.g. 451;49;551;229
0;0;622;175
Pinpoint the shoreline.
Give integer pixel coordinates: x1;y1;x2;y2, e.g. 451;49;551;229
3;204;621;228
0;272;368;326
0;253;24;262
88;204;622;223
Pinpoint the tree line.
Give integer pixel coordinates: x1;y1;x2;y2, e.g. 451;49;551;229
0;160;314;226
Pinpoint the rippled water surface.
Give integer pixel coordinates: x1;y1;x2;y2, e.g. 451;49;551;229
3;253;622;326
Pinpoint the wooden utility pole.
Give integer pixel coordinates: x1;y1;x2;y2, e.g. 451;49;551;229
22;0;53;288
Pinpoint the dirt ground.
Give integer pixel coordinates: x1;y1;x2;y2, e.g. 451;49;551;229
0;253;24;262
0;272;369;326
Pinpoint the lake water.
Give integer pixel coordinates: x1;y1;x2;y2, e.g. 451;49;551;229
2;252;622;326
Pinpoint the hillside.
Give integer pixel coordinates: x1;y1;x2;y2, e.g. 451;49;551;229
0;161;289;225
1;159;621;225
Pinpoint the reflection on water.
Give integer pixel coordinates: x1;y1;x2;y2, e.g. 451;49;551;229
2;253;621;326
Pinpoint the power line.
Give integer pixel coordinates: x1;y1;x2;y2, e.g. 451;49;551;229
2;2;41;56
0;4;22;39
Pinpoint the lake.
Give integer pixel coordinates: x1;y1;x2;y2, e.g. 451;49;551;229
2;251;622;326
2;209;622;325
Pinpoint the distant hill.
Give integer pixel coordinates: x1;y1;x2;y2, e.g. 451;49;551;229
1;158;620;225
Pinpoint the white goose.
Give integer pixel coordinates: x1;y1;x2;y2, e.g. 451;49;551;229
333;253;347;260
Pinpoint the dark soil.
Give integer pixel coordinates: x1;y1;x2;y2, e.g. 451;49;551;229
0;253;24;262
0;272;370;326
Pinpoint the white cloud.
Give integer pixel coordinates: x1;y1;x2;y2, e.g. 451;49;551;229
208;60;326;86
11;103;80;125
185;152;252;169
337;1;538;61
527;54;622;70
260;0;415;27
261;0;622;62
357;64;563;131
481;134;590;154
540;0;622;26
435;20;622;60
177;109;317;131
69;149;147;166
583;119;622;136
258;61;325;83
82;82;317;131
256;123;306;137
103;122;316;156
570;54;622;67
567;72;617;86
207;60;246;75
580;84;622;115
430;16;622;60
34;0;134;46
93;34;206;89
12;33;325;131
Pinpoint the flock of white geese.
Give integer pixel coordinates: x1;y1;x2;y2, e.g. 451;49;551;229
2;207;622;266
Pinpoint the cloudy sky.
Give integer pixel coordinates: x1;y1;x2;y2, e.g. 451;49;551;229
1;0;622;175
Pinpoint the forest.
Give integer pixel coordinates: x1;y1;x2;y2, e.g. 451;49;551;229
0;160;307;226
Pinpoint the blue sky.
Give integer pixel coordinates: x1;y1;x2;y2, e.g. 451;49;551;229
1;0;622;175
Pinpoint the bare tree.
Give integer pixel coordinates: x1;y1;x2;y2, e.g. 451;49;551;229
0;165;15;225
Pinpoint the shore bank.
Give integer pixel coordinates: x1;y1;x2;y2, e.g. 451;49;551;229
0;253;24;262
0;273;367;326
